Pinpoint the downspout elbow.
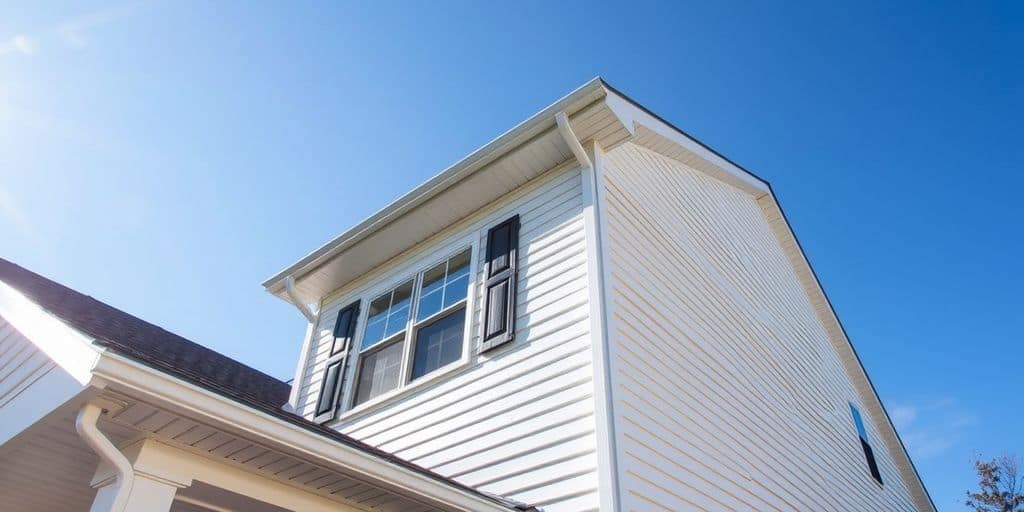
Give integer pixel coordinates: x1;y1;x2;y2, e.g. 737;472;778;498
284;275;317;323
76;403;134;512
555;111;592;170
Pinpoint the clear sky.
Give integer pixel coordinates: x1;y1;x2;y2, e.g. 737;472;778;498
1;1;1020;509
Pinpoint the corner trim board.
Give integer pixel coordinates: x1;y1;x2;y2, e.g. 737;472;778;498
580;140;623;512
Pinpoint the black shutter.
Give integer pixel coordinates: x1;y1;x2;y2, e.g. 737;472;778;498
480;215;519;352
314;361;343;417
330;302;359;356
315;301;359;420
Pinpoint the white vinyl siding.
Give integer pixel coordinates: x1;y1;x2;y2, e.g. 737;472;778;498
0;316;56;409
602;142;920;511
295;164;599;511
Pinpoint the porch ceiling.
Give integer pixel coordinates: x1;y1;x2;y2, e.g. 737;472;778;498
0;389;473;512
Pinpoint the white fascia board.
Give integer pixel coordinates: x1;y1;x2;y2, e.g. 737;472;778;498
602;85;771;197
262;77;608;296
90;352;516;512
0;281;101;385
758;191;936;512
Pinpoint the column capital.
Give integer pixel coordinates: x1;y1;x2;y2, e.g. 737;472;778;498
91;438;193;489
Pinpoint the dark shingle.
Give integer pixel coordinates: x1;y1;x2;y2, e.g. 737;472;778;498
0;257;290;409
0;257;535;511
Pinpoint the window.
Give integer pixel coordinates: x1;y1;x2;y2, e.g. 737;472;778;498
411;250;471;379
312;215;521;420
352;279;414;405
349;248;473;408
850;403;883;485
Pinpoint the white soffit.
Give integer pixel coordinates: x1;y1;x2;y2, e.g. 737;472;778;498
601;85;770;197
264;78;770;302
263;78;619;301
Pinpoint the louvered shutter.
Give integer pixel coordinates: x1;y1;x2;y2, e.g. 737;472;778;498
480;215;519;353
314;301;359;420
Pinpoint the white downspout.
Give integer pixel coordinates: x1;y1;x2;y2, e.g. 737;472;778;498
284;275;319;412
76;403;134;512
555;110;622;512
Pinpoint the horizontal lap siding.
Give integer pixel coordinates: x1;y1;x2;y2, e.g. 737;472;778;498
603;143;919;512
299;166;599;512
294;167;585;415
0;316;55;409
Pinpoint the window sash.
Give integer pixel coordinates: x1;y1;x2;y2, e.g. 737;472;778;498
410;305;466;381
352;336;405;406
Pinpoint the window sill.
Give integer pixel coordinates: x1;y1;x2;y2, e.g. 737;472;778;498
329;355;471;426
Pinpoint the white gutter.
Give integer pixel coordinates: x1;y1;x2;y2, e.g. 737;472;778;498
262;77;608;294
76;403;134;512
91;352;516;512
284;275;316;323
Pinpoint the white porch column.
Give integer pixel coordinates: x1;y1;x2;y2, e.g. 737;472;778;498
90;473;183;512
89;438;193;512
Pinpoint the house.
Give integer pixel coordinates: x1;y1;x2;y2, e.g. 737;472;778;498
0;78;935;511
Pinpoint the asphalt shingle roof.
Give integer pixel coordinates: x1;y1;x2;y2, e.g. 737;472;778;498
0;257;291;409
0;257;534;512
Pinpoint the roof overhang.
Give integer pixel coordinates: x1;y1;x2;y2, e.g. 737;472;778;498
0;276;526;512
89;352;522;512
262;77;771;304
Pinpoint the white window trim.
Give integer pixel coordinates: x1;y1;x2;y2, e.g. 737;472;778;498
331;235;480;422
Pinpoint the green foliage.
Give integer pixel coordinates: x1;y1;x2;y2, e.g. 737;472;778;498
967;455;1024;512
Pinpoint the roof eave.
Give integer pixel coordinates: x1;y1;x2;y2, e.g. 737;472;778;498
92;350;523;512
262;77;609;296
262;78;774;303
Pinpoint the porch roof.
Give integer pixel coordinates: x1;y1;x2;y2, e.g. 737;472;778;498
0;258;533;512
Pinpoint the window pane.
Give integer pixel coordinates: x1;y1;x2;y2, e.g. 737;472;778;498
850;404;868;440
354;341;403;405
411;308;465;381
386;280;414;338
443;274;470;309
447;249;471;278
417;262;446;321
362;294;390;349
442;249;471;308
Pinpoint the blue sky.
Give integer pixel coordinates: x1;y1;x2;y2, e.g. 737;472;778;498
1;1;1020;509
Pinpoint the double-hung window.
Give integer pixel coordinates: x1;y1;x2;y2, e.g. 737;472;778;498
350;247;473;408
312;215;520;423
